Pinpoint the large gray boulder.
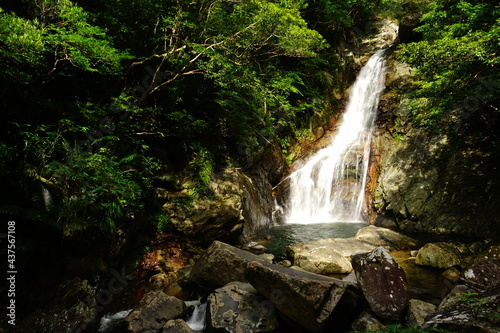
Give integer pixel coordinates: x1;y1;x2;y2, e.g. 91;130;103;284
245;260;360;333
288;238;374;276
189;241;269;288
415;240;493;269
354;225;420;250
352;247;408;322
206;282;279;333
373;128;447;228
165;195;244;246
292;246;353;274
415;242;464;268
125;290;185;333
462;258;500;289
289;237;375;258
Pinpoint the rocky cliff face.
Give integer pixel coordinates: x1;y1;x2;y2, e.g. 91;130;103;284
371;55;500;239
163;141;288;247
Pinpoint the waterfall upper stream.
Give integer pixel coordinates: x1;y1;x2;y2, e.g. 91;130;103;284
287;50;387;224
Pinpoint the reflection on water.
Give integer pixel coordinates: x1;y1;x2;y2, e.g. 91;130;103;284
261;222;368;261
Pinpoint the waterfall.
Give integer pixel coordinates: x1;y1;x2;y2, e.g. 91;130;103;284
287;50;386;224
185;299;207;331
98;309;132;332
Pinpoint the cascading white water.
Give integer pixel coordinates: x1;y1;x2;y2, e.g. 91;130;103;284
98;309;132;332
287;50;386;224
185;299;207;331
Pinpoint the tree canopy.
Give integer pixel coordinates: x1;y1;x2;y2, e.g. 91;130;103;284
397;0;500;127
0;0;377;235
3;0;497;236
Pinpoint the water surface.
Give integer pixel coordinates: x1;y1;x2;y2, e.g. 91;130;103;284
262;222;368;261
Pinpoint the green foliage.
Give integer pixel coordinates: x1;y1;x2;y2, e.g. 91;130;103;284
305;0;382;32
0;0;131;83
203;0;326;58
459;292;500;323
397;0;500;127
378;0;429;21
191;0;328;144
0;0;395;237
459;292;485;304
16;120;160;235
156;214;172;232
188;145;214;196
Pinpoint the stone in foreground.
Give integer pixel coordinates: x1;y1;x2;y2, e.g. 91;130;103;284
245;260;360;333
351;311;386;332
405;299;436;326
423;282;500;332
207;281;279;333
125;290;185;333
352;247;408;322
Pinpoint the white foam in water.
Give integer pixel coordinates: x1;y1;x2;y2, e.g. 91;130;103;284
185;299;207;331
98;309;132;332
287;50;386;224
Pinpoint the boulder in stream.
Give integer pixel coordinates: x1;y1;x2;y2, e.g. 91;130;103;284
189;240;270;288
125;290;185;333
354;225;420;250
442;267;461;283
415;242;464;268
288;238;375;261
206;281;279;333
462;258;500;289
352;247;408;322
245;260;360;333
292;246;353;274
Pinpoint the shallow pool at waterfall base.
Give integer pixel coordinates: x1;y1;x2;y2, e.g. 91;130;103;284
258;222;368;261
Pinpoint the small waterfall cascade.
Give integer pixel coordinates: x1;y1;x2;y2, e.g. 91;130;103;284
185;299;207;331
98;309;132;332
287;50;386;224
